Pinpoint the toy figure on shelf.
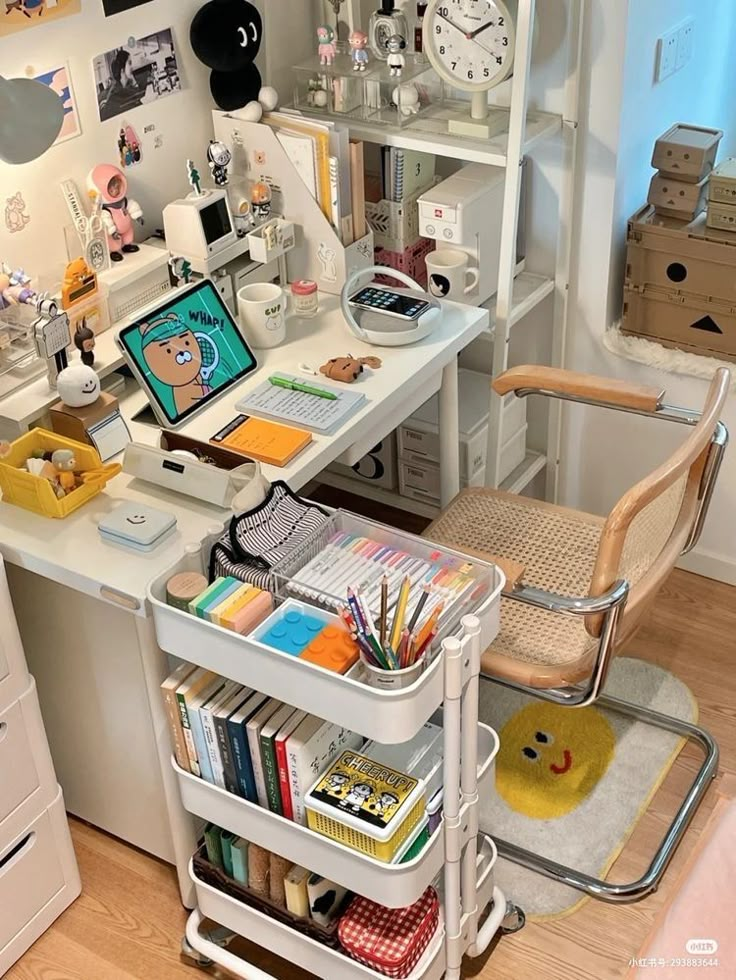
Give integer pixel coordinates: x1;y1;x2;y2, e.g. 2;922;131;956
169;255;193;286
207;140;232;187
349;31;370;72
317;25;337;66
87;164;143;264
61;258;96;309
73;319;96;368
251;181;272;221
306;77;329;108
393;83;420;116
56;364;101;409
386;34;406;77
187;159;203;197
0;264;36;310
32;295;71;390
51;450;78;494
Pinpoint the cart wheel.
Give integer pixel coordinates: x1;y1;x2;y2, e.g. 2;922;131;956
181;936;213;968
501;903;526;934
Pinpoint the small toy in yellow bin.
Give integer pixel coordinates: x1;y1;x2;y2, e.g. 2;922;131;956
305;750;427;862
51;449;79;494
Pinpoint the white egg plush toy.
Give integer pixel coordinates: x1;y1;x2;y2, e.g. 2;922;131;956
240;100;264;122
57;364;101;408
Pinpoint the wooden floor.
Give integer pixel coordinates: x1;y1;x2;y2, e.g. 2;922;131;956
8;491;736;980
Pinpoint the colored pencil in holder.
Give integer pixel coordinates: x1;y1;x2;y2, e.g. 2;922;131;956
407;584;430;634
389;575;411;652
379;575;389;649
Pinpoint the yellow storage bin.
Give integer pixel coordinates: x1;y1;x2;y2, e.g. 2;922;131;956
0;429;120;519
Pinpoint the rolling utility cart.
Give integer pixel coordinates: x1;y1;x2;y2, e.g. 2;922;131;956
148;515;522;979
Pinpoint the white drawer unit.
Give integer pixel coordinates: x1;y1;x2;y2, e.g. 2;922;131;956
0;559;30;715
0;789;81;977
399;458;486;507
397;370;527;482
0;679;57;845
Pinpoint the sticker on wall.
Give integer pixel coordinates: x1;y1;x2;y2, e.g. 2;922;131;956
93;27;183;123
102;0;154;16
5;193;31;235
32;63;82;145
117;123;142;168
0;0;81;38
317;242;338;282
153;134;164;150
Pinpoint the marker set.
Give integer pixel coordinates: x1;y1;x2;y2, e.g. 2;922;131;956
287;531;487;647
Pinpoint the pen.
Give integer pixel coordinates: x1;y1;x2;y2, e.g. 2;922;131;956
269;375;337;400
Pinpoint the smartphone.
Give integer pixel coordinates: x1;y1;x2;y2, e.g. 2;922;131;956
348;286;434;322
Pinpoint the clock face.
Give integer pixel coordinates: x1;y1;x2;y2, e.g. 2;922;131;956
426;0;515;91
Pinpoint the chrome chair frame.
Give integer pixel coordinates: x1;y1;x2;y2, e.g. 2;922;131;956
483;385;728;902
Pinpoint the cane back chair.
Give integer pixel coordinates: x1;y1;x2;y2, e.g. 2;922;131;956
424;364;730;902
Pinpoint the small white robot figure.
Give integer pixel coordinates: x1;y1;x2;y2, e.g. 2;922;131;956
386;34;406;77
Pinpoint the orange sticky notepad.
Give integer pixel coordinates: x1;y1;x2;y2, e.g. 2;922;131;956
211;415;312;467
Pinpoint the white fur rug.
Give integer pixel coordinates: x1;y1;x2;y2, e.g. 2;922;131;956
605;324;736;388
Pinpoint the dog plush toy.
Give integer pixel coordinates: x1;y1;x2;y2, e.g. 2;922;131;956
319;355;382;383
190;0;263;111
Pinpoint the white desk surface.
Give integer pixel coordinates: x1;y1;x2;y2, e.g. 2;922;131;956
0;294;488;613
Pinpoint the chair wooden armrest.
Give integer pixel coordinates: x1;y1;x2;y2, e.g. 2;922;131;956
493;365;665;413
488;555;526;593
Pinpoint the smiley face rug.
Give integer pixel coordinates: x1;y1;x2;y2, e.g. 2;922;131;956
478;657;697;918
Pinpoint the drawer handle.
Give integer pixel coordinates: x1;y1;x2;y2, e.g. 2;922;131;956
0;831;35;876
0;721;5;745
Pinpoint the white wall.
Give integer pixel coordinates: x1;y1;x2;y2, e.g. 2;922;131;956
562;0;736;583
0;0;214;280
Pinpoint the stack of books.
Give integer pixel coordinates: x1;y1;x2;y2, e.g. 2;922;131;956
161;663;362;824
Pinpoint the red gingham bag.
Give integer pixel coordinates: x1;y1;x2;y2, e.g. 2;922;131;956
338;887;439;978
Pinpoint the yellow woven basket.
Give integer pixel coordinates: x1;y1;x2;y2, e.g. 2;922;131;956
0;429;120;519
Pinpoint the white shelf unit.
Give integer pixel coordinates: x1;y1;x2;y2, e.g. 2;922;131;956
149;541;510;979
299;0;584;503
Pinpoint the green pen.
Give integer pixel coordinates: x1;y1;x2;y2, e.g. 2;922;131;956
269;376;337;400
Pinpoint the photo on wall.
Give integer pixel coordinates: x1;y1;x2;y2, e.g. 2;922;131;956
93;28;182;123
102;0;154;14
33;64;82;144
0;0;81;37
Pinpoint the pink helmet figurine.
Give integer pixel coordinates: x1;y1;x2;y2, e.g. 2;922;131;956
86;163;144;263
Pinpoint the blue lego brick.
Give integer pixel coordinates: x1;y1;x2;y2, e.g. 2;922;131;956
259;608;326;656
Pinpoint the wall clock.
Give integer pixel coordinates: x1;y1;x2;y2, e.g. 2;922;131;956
424;0;517;138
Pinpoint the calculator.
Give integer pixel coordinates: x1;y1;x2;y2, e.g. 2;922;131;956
348;286;434;322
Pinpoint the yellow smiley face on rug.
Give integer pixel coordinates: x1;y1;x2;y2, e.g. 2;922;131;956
495;702;616;819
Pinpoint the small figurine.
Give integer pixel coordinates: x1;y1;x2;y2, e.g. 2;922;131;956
56;364;101;409
62;258;97;309
320;354;382;383
393;83;420;116
349;31;370;71
386;34;406;77
251;181;272;221
187;159;203;197
87;164;143;264
306;76;329;108
207;140;232;186
317;25;337;66
51;450;78;494
169;256;193;286
74;318;96;368
0;264;35;309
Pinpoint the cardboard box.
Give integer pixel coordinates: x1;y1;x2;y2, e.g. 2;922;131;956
651;124;723;184
708;157;736;204
648;173;708;221
622;283;736;362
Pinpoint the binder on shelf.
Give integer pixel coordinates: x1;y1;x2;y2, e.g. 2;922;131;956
213;112;373;295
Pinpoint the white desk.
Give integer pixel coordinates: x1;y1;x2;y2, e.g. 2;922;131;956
0;294;488;905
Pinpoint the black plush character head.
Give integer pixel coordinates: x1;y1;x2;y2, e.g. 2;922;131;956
190;0;263;112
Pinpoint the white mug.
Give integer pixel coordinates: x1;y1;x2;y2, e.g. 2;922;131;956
237;282;287;349
425;250;480;300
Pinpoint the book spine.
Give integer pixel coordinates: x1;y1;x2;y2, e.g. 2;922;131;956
260;732;283;814
215;714;239;795
228;717;257;802
177;692;200;778
275;736;294;821
190;703;214;783
287;741;310;827
247;721;269;807
201;707;225;788
163;687;189;771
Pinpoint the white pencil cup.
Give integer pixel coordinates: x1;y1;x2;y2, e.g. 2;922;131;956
360;654;425;691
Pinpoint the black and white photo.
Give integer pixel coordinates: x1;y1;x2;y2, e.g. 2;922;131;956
93;27;181;122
